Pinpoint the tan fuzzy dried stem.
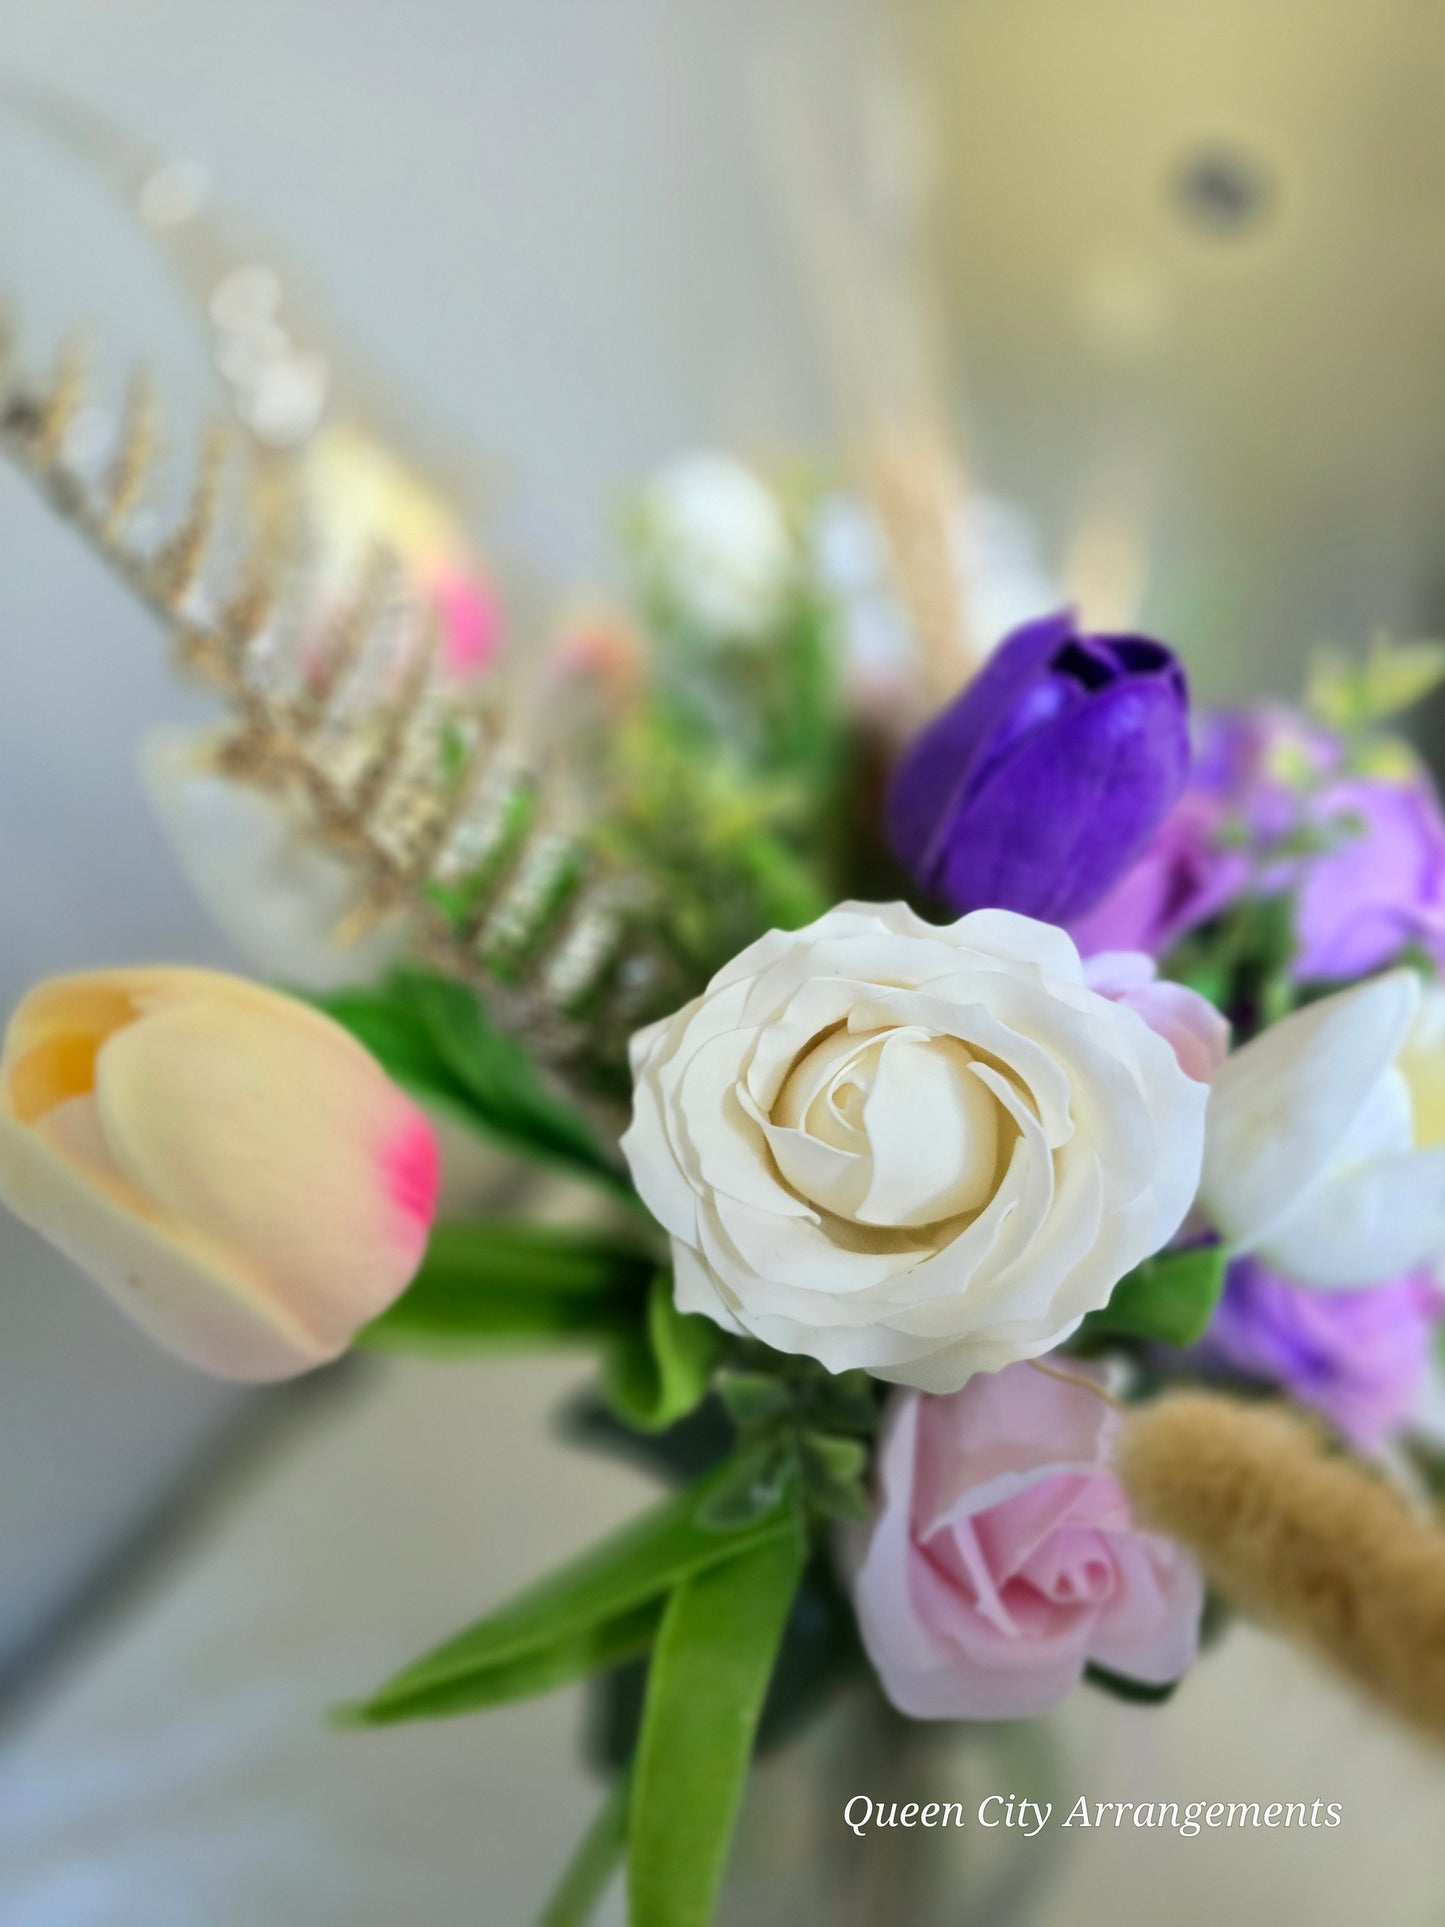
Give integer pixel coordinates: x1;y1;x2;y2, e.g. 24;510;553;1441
1116;1393;1445;1742
867;430;977;713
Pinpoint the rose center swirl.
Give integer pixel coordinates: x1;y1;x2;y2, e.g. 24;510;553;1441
767;1021;1011;1230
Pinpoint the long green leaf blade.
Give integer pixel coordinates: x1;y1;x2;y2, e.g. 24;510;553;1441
338;1603;660;1727
404;972;630;1194
345;1464;795;1727
311;971;632;1196
628;1525;805;1927
358;1222;655;1353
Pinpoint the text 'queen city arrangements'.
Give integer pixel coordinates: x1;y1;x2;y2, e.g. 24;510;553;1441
842;1795;1344;1839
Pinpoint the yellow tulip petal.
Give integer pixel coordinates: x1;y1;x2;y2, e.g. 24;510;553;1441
0;967;438;1381
94;991;434;1353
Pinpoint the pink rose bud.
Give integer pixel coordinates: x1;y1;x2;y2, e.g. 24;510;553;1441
0;969;439;1381
850;1363;1204;1719
1081;951;1230;1085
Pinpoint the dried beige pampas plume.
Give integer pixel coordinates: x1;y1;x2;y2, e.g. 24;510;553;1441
1116;1392;1445;1741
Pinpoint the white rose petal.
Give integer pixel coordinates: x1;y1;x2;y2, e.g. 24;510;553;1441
1200;970;1445;1287
622;902;1211;1391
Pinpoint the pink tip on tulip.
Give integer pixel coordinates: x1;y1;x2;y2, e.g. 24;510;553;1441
383;1111;442;1245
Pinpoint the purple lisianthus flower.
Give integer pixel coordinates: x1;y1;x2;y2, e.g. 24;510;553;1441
1073;704;1445;978
887;612;1191;924
1196;1257;1443;1450
1291;775;1445;979
1071;707;1326;957
1068;789;1249;958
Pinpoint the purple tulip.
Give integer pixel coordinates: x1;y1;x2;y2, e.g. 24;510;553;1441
887;612;1191;925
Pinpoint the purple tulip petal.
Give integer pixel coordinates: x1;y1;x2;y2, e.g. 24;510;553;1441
888;614;1191;925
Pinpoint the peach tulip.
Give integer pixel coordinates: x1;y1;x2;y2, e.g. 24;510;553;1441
0;968;438;1380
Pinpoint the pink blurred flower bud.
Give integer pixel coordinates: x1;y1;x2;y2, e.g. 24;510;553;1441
1082;950;1230;1084
0;969;439;1381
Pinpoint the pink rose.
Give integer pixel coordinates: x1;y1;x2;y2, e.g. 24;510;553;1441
850;1363;1204;1718
1082;951;1230;1085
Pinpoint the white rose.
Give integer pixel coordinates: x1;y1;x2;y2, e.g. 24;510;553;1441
1199;968;1445;1287
621;902;1210;1392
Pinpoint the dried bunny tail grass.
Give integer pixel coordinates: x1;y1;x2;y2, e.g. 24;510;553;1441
0;319;674;1077
1116;1392;1445;1741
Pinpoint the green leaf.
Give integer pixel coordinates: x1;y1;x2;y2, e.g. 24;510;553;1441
628;1524;805;1927
341;1460;796;1727
1308;634;1445;731
602;1271;723;1433
357;1222;655;1354
717;1370;794;1431
798;1432;867;1485
1084;1662;1180;1707
540;1777;630;1927
311;972;631;1197
403;972;628;1194
798;1431;872;1523
696;1440;798;1530
803;1368;881;1437
337;1604;661;1727
1082;1245;1227;1349
585;1556;864;1777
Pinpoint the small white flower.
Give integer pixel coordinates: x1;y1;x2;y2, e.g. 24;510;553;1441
638;454;793;642
622;902;1210;1391
1200;970;1445;1287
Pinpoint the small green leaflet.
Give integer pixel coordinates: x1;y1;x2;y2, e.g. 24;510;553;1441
708;1362;880;1526
1307;634;1445;732
602;1271;722;1433
357;1221;655;1354
627;1525;805;1927
309;970;631;1197
339;1459;796;1728
1081;1244;1227;1349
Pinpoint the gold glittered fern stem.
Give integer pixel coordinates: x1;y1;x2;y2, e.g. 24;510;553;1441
0;324;670;1078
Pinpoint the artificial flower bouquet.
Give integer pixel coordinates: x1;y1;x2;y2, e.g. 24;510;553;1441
5;329;1445;1927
